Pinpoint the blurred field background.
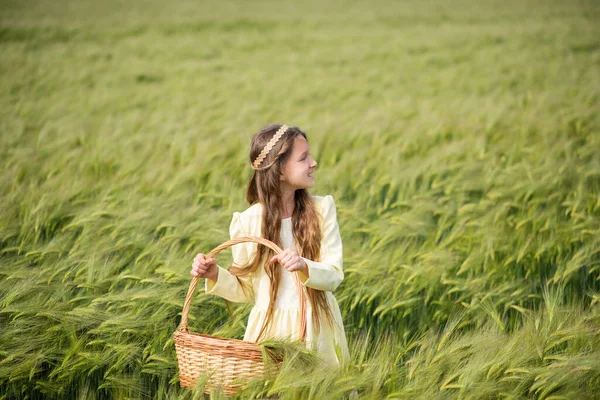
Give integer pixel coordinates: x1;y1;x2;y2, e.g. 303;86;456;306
1;0;599;398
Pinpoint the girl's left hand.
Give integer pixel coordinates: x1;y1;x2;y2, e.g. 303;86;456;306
271;249;308;275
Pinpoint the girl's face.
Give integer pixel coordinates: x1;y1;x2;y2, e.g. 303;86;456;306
280;136;318;190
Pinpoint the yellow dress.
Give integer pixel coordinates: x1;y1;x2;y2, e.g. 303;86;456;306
205;195;349;366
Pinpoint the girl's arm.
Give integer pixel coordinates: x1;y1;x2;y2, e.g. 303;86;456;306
299;195;344;292
205;212;254;303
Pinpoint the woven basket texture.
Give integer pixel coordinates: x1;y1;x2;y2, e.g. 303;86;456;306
174;236;306;395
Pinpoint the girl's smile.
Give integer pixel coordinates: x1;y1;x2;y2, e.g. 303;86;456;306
280;136;318;190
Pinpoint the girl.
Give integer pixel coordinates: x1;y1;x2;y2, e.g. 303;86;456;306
190;123;349;366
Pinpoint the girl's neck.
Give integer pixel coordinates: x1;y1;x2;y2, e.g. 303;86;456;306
280;189;295;219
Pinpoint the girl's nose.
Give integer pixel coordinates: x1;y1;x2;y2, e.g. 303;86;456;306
311;158;318;168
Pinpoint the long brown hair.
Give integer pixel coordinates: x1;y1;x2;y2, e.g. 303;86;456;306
230;123;334;340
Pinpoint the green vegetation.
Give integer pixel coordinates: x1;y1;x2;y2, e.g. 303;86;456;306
1;0;599;398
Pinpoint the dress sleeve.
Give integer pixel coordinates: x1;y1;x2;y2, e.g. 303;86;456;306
205;212;255;303
299;195;344;292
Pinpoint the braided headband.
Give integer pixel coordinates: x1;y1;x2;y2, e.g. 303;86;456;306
251;124;289;170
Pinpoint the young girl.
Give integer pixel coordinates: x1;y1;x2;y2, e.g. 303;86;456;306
190;123;349;366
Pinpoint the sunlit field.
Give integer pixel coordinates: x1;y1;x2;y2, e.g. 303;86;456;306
1;0;599;398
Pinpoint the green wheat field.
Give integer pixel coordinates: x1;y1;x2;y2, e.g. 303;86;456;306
1;0;599;398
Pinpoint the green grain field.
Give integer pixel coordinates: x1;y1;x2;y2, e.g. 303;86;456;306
1;0;599;398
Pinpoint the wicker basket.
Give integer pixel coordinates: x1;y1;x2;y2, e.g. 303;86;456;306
174;236;307;395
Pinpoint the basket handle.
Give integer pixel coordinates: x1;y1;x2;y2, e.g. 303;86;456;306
178;236;308;340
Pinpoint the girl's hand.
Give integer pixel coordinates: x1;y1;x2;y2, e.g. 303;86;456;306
270;249;309;276
191;253;218;281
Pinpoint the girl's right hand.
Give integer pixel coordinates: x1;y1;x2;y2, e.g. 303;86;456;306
191;253;218;281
